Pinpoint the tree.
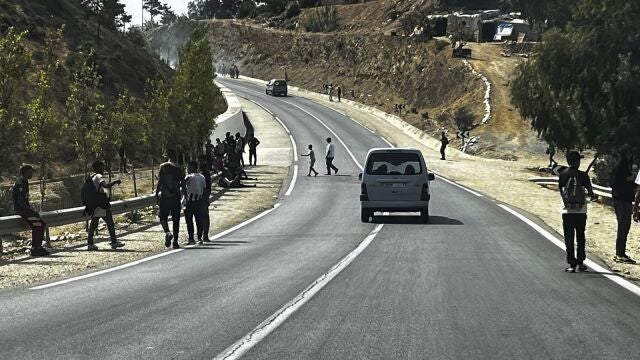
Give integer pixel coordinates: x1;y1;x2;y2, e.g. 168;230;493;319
454;106;476;132
143;78;171;184
102;0;128;30
0;28;32;170
161;5;178;25
511;0;640;154
169;26;225;158
81;0;105;47
24;27;66;215
265;0;287;14
144;0;165;25
237;0;257;18
66;50;105;175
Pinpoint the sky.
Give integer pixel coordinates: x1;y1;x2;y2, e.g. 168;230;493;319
122;0;189;26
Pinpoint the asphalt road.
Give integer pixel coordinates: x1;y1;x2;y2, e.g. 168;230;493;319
1;78;640;359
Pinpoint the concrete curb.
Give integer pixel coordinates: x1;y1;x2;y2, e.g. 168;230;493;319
215;79;243;125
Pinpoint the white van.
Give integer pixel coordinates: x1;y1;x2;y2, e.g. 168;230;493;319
359;148;435;223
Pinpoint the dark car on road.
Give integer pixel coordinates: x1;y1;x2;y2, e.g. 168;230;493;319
266;79;288;96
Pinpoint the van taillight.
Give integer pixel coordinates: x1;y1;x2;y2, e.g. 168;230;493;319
360;183;368;201
421;184;430;201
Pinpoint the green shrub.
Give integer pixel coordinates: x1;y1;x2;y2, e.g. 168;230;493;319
285;3;301;18
434;39;448;52
301;6;338;32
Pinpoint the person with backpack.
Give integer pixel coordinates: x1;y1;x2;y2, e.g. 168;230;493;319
155;149;185;249
440;131;449;160
611;144;636;263
559;150;595;273
12;164;49;256
85;160;125;251
184;161;206;245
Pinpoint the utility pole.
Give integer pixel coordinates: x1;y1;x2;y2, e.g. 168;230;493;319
141;0;144;30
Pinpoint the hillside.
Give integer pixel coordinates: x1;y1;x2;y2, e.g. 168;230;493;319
0;0;172;105
148;0;544;159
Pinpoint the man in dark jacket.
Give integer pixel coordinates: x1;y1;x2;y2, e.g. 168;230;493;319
612;144;636;263
559;150;595;272
12;165;49;256
440;131;449;160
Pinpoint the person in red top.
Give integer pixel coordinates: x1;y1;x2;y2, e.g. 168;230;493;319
12;165;49;256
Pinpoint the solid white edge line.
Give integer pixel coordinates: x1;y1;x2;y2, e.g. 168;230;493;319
289;135;298;161
213;224;384;360
282;100;364;170
31;204;284;290
285;165;298;197
436;175;484;197
381;137;394;147
274;116;291;134
498;204;640;297
30;249;185;290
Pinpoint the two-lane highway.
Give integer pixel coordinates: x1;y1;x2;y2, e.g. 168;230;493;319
1;78;640;359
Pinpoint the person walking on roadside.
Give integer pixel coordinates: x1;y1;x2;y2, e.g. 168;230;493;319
86;160;125;251
184;161;206;245
559;150;595;273
325;137;339;175
546;143;557;168
301;144;318;177
12;164;49;256
235;132;245;167
440;131;449;160
247;134;261;166
337;86;342;102
197;160;212;243
156;149;185;249
329;84;334;102
611;144;637;263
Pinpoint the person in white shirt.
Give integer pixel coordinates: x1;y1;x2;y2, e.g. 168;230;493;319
325;137;339;175
184;161;207;245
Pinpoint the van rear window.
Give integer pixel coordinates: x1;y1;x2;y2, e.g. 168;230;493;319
365;153;422;175
274;81;286;86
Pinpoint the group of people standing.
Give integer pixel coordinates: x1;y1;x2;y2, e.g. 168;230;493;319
322;83;342;102
220;64;240;79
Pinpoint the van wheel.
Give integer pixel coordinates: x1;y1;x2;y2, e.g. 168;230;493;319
420;207;430;223
361;209;371;223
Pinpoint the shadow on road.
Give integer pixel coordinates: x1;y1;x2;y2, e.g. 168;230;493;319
372;215;464;225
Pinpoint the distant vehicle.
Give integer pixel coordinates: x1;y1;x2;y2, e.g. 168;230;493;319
266;79;288;96
359;148;435;223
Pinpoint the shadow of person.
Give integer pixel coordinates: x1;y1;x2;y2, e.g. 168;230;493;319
371;215;464;225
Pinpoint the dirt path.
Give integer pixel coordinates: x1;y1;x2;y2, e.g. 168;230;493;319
0;100;292;289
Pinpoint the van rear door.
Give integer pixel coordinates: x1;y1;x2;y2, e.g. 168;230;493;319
364;151;425;201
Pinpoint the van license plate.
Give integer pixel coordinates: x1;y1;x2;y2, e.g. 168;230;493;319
385;183;406;188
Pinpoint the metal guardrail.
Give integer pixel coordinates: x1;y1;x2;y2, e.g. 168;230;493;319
0;173;222;235
529;177;612;199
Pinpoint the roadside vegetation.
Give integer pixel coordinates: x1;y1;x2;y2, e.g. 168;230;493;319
0;11;224;215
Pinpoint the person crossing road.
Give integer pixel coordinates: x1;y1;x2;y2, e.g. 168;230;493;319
325;137;339;175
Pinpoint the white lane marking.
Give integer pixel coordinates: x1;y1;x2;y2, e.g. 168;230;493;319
436;175;484;197
381;137;394;147
30;249;183;290
31;205;283;290
499;204;640;297
289;134;298;161
213;224;385;360
275;116;291;134
283;100;364;171
285;165;298;197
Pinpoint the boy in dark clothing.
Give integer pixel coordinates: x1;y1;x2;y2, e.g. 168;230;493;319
197;161;212;243
611;144;636;263
440;131;449;160
156;149;186;249
235;132;245;166
12;165;49;256
301;144;318;177
337;86;342;102
247;135;260;166
558;150;595;273
86;160;125;251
